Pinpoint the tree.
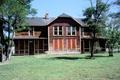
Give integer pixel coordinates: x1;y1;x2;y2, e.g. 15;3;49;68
0;0;36;61
105;26;119;56
107;0;120;54
83;0;109;57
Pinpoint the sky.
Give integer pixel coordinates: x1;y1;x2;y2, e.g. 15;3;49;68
31;0;117;18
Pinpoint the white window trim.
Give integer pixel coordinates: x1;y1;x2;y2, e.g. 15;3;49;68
53;26;63;36
67;26;77;36
71;27;77;36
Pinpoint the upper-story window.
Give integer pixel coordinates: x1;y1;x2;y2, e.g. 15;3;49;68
53;26;63;36
67;26;77;36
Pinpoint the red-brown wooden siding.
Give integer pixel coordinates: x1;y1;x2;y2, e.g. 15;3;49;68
48;17;81;52
53;39;64;50
66;38;77;50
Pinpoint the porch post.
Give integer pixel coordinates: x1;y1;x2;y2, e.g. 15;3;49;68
89;40;91;52
83;40;85;53
27;40;29;55
48;26;51;53
79;26;81;53
33;27;35;36
43;39;44;52
34;39;35;54
18;40;20;55
24;40;25;55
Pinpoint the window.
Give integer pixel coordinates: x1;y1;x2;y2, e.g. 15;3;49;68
68;27;71;35
59;26;62;35
53;26;63;36
72;27;76;35
54;26;58;35
67;26;76;36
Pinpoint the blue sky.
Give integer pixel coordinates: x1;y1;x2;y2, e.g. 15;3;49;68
31;0;116;18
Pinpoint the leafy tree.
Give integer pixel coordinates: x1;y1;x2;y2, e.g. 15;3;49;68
108;0;120;54
105;25;120;56
83;0;109;57
0;0;36;61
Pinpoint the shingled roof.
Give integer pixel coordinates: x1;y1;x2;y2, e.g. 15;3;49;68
26;13;86;26
26;17;55;26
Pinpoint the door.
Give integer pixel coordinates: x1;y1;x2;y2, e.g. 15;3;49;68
29;40;34;55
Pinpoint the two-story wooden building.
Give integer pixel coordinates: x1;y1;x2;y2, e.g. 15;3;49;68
14;13;106;55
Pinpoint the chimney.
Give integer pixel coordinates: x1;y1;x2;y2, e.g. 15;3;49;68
43;13;48;19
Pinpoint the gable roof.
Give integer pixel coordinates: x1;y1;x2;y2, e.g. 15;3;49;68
58;13;72;18
26;13;86;26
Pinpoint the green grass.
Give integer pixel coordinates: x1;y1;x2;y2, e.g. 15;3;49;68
0;53;120;80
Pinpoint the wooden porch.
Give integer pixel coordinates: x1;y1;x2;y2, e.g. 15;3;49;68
81;39;106;53
14;38;48;55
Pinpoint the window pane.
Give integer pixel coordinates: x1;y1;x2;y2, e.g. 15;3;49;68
54;26;57;31
59;26;62;31
72;27;76;35
54;26;58;35
59;31;62;35
59;26;62;35
53;26;63;36
54;31;57;35
67;27;71;35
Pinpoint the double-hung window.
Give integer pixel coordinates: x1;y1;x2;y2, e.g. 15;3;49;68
53;26;63;36
67;26;76;36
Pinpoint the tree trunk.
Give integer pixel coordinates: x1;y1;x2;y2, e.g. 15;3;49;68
118;47;120;53
108;47;113;57
0;19;5;62
6;23;11;60
0;53;3;62
90;30;96;58
90;40;94;57
8;38;14;60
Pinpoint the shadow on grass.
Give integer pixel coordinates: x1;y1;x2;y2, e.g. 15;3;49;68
47;55;111;60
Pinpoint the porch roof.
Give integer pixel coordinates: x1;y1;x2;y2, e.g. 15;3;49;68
14;36;48;39
81;36;107;40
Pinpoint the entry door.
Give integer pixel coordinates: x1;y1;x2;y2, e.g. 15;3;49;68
29;40;34;55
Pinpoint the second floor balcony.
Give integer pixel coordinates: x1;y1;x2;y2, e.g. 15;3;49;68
81;32;101;38
15;31;42;38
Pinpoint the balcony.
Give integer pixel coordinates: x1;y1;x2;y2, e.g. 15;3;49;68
81;32;91;38
15;32;29;36
15;31;41;36
34;32;41;37
81;32;101;38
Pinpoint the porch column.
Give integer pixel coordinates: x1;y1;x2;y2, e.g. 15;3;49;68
79;26;81;52
18;40;20;55
24;40;25;55
83;40;85;53
43;39;44;51
89;40;91;52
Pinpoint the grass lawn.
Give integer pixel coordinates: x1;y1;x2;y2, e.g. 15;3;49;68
0;53;120;80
